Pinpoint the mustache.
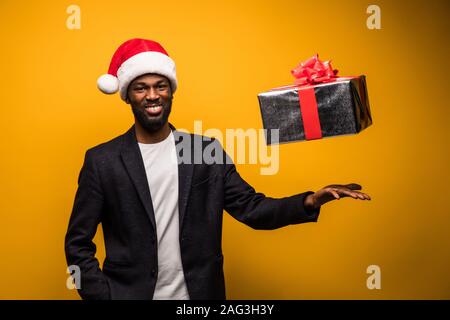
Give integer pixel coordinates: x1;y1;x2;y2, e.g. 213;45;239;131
142;95;173;107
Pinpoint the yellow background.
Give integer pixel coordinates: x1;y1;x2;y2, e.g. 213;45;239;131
0;0;449;299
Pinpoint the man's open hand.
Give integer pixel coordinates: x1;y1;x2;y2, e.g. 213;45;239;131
304;183;371;210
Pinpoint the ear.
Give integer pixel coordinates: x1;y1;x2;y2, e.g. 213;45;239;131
169;85;174;100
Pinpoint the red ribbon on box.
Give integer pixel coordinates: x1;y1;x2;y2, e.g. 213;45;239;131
291;54;339;140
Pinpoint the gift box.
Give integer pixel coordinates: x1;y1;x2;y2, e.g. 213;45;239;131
257;55;373;145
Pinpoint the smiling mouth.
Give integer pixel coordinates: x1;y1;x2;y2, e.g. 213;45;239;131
145;105;163;116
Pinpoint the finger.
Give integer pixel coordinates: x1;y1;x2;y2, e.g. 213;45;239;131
338;189;358;199
355;192;366;200
330;189;340;200
345;183;362;191
354;192;371;200
348;191;370;200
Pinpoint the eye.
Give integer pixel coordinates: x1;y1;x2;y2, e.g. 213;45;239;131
134;87;144;92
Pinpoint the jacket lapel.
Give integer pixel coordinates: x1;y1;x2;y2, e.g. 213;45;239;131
120;126;157;231
173;129;194;229
119;124;194;232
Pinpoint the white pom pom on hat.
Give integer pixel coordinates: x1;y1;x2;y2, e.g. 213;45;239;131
97;38;178;101
97;74;119;94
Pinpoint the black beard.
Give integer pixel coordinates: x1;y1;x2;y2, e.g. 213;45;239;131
132;98;172;133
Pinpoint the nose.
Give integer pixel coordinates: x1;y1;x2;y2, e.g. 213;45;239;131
145;88;160;101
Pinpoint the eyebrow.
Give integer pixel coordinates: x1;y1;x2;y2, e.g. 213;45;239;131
132;80;168;86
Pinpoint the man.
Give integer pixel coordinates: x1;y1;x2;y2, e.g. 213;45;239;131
65;38;371;300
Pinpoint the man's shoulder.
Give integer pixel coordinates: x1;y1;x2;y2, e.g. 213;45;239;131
82;127;224;158
174;131;221;147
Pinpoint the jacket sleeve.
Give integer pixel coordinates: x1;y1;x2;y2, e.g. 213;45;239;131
65;149;111;300
222;149;320;230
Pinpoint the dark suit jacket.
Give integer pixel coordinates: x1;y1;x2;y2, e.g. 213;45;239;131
65;124;320;300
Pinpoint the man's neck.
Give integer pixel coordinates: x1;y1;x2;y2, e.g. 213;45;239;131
134;122;171;144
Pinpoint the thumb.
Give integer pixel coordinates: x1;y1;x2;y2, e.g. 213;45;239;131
345;183;362;190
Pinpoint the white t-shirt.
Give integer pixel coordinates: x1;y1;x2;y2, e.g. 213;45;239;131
138;132;190;300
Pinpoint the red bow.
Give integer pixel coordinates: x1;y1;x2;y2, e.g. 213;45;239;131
291;54;338;86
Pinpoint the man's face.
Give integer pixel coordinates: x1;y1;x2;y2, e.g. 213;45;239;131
127;73;173;133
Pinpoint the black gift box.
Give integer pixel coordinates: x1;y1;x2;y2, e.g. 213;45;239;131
257;76;373;144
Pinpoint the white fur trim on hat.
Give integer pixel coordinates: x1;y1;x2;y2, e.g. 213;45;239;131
117;51;177;101
97;74;120;94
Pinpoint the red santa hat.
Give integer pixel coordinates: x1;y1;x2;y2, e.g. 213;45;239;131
97;38;177;101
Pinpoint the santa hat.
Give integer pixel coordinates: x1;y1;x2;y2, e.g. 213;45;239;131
97;38;177;101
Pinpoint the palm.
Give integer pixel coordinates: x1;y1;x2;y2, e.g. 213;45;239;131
314;183;371;208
